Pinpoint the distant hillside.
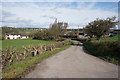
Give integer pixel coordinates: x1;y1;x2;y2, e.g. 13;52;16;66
1;26;47;35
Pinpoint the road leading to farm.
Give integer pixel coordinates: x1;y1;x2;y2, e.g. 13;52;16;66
25;41;118;78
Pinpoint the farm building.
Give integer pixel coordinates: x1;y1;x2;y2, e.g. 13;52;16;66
20;35;29;39
5;34;29;39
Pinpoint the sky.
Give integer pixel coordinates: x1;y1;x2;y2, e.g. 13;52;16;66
0;1;119;29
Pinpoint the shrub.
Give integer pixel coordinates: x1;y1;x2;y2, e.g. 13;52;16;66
33;30;57;41
2;34;5;40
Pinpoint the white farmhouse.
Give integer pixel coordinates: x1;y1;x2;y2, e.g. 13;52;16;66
5;34;29;39
20;35;29;39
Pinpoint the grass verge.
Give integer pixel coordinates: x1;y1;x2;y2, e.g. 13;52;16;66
2;43;71;79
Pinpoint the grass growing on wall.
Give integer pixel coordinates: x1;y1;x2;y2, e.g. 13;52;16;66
2;43;71;79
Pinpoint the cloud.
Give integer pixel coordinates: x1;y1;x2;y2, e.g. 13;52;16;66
1;2;118;28
87;2;96;9
2;11;16;19
41;15;56;20
1;0;120;2
0;3;2;27
2;18;33;27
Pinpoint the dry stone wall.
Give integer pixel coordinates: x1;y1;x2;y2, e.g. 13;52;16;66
2;39;71;67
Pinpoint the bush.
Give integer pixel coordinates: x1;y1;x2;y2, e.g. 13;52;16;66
72;38;87;43
84;41;120;64
33;30;58;41
2;34;5;40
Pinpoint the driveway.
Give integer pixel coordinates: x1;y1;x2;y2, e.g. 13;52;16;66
25;41;118;78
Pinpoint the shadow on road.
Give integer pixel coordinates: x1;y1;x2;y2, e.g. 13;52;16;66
82;46;92;55
72;41;91;55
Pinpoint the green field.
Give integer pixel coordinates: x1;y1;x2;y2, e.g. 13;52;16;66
91;35;118;41
2;39;57;51
18;29;40;33
0;40;1;48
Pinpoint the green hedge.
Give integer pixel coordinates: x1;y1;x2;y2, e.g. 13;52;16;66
83;41;120;64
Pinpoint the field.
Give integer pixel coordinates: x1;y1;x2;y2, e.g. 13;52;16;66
0;40;1;49
91;35;118;41
18;29;40;33
2;39;57;51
